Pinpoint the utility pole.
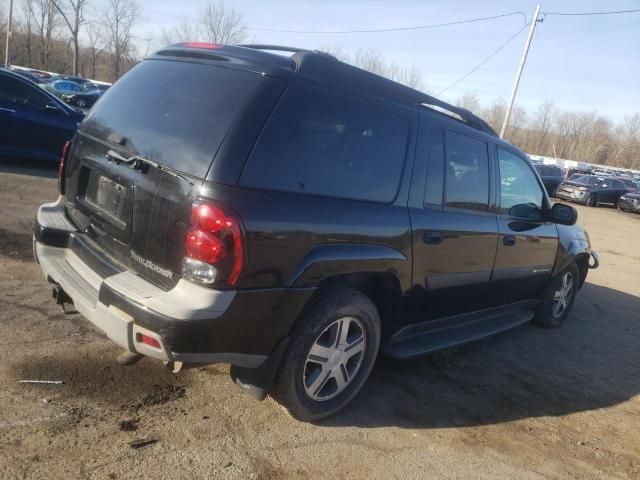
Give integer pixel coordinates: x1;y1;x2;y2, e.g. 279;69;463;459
4;0;14;67
500;4;542;138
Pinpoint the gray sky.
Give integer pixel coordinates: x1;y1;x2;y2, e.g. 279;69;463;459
132;0;639;121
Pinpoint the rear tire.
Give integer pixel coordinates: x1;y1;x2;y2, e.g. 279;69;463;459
271;288;381;422
534;262;580;329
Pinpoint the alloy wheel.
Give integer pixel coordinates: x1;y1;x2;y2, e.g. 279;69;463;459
552;272;574;318
303;316;366;401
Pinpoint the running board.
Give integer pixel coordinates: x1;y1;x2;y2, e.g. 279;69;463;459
385;307;534;359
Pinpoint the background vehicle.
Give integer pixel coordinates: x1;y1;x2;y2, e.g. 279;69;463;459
43;79;102;108
534;164;564;196
618;192;640;213
43;79;85;98
612;176;639;193
82;82;111;94
33;43;596;421
557;175;629;206
0;69;84;163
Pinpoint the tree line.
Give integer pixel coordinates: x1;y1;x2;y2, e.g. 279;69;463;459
1;0;638;170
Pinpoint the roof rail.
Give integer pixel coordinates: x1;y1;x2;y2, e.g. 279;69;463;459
419;101;497;137
237;44;313;54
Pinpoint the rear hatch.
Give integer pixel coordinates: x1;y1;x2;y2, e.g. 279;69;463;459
63;58;265;289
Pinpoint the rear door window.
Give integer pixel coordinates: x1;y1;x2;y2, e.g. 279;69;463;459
81;60;263;178
444;131;490;212
240;85;409;203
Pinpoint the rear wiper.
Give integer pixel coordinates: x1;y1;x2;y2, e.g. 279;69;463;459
106;150;194;185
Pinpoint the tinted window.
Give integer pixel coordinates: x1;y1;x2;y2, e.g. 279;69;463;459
498;148;544;218
82;60;263;178
424;129;444;206
444;131;489;211
241;85;409;203
0;75;49;109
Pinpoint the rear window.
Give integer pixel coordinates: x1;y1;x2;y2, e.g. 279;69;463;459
240;85;409;203
81;60;262;178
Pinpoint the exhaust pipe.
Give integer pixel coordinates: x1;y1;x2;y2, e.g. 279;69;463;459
52;285;77;314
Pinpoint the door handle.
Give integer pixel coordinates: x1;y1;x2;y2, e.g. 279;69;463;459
423;231;444;245
503;235;516;247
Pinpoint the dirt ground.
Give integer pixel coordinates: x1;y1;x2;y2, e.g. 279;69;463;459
0;159;638;480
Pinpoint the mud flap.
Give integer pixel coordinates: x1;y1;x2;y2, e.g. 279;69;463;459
230;338;289;401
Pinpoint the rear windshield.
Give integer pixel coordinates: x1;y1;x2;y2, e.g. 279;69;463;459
81;60;262;178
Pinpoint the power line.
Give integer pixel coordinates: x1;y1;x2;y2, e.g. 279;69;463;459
437;23;530;96
543;8;640;16
145;8;528;34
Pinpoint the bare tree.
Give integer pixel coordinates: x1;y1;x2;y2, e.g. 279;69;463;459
84;21;104;78
455;92;480;113
103;0;140;80
161;2;246;46
322;47;426;91
25;0;60;70
50;0;88;75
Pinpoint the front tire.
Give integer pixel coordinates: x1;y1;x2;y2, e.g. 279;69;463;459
534;262;580;328
271;288;381;421
586;195;597;207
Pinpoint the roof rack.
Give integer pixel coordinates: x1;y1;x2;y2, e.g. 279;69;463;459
419;101;497;137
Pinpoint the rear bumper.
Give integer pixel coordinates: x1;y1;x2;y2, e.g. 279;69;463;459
34;196;312;368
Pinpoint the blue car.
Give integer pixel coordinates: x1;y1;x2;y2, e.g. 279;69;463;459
0;69;84;164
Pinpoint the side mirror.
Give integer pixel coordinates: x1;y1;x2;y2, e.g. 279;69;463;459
549;203;577;226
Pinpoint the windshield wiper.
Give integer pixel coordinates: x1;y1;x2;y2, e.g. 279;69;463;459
106;150;194;185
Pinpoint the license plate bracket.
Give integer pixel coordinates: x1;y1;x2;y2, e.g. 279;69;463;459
83;170;131;231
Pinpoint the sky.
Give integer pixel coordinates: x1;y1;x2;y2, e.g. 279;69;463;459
133;0;640;122
6;0;638;121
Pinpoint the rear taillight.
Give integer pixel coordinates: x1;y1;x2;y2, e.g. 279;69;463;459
182;201;245;286
58;140;71;194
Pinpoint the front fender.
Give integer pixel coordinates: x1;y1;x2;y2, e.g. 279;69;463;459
286;243;410;290
552;223;592;277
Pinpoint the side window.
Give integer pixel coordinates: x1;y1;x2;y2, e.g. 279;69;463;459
498;148;545;219
444;131;490;212
0;76;48;109
424;129;444;206
241;85;409;203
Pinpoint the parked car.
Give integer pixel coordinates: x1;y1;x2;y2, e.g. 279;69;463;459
534;164;564;197
0;68;84;163
60;90;102;109
565;167;592;179
43;79;103;108
42;79;85;98
557;175;629;207
611;176;639;193
82;82;110;94
33;43;599;421
618;192;640;213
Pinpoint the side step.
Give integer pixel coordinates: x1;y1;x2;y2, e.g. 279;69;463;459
385;307;534;359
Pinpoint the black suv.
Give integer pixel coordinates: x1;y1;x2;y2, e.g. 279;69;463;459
34;43;599;421
533;164;564;197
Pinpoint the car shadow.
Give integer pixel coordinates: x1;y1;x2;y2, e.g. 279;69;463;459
321;283;640;429
0;157;57;179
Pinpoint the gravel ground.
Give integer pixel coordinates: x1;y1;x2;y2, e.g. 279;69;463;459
0;159;638;479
